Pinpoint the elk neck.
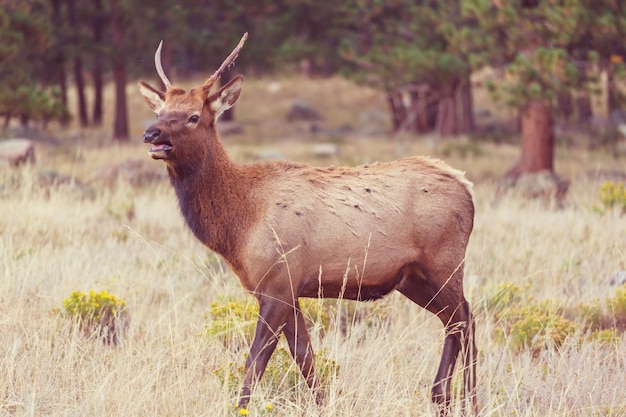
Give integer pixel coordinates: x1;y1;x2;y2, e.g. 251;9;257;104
166;125;259;272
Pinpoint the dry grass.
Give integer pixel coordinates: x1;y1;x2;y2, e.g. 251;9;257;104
2;75;626;416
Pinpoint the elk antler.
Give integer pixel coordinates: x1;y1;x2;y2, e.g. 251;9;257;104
204;32;248;87
155;40;172;89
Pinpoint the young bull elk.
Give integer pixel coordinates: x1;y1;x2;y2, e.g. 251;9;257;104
139;33;477;414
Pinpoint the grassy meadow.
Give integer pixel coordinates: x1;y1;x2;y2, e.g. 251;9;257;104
1;75;626;416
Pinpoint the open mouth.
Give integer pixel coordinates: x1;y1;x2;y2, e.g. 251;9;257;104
148;142;173;159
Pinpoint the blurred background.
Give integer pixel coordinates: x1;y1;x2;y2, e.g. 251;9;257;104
1;0;626;183
2;3;626;415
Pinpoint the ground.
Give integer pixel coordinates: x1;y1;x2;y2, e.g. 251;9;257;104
0;75;625;416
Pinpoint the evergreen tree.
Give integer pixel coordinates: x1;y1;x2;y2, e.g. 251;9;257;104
462;0;625;177
0;0;69;128
339;1;470;137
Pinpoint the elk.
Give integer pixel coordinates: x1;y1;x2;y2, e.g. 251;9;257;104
138;33;477;414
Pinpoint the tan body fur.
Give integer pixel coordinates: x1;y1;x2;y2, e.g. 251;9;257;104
139;34;477;415
239;158;474;301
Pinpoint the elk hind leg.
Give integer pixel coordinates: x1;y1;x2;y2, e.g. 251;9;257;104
431;298;478;415
396;267;475;413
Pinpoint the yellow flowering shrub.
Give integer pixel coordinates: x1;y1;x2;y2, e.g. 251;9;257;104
485;282;626;353
598;181;626;214
586;328;620;344
215;347;339;401
205;297;334;348
62;290;129;345
207;297;339;404
482;282;522;317
205;297;259;348
509;308;578;353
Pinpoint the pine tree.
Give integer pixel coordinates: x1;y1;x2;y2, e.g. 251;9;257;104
339;1;470;137
462;0;625;178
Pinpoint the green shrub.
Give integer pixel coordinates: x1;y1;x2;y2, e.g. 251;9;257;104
205;298;259;349
214;347;339;398
586;328;620;344
509;308;578;352
598;181;626;214
486;290;579;352
62;290;129;345
482;282;523;318
484;281;626;353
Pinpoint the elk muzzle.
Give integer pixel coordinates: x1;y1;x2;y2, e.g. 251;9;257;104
143;125;173;159
143;126;161;144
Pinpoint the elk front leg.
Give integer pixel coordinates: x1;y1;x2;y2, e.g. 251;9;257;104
283;300;322;402
239;298;290;408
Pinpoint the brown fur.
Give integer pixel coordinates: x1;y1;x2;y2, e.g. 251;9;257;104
139;44;477;415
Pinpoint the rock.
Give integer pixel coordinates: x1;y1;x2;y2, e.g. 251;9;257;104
0;139;35;167
310;123;353;139
89;159;167;187
496;170;570;208
286;101;323;122
266;81;282;93
514;171;570;201
312;143;339;158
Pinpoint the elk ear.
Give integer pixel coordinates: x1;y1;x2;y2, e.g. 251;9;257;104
209;75;244;118
138;81;165;113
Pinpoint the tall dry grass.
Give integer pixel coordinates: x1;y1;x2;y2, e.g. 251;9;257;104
2;75;626;416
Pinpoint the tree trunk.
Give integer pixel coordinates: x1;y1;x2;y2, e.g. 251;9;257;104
557;90;573;121
456;74;475;134
508;99;554;178
607;62;617;122
110;0;129;141
414;86;430;132
572;57;593;124
74;57;89;127
576;93;592;124
387;90;406;133
67;0;89;127
407;85;433;133
92;58;104;127
436;82;458;138
49;0;68;125
112;61;128;141
91;0;105;127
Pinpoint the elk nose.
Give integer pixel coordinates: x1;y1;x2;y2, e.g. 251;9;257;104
143;126;161;143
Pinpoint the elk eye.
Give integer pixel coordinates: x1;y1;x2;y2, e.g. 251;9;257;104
188;115;199;123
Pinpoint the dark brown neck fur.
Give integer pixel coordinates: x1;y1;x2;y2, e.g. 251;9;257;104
166;127;260;273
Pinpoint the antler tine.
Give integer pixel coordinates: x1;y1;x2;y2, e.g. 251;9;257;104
205;32;248;86
155;40;172;89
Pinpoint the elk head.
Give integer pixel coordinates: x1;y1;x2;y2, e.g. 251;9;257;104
138;33;248;164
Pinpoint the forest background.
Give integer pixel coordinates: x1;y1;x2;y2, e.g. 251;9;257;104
2;0;626;177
